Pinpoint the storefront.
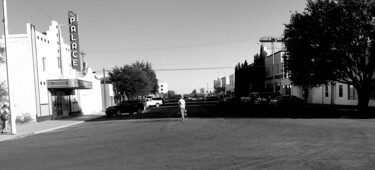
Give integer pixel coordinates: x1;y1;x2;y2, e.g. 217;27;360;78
47;79;92;118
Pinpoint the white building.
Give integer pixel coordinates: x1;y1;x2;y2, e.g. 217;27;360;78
267;50;375;106
158;82;168;94
213;74;235;96
0;21;104;122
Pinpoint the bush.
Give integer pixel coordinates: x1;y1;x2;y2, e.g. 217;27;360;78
16;113;35;125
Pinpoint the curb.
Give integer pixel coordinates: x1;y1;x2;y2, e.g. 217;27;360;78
2;114;105;142
6;121;85;141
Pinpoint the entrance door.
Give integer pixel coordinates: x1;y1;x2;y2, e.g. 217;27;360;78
52;90;71;117
53;91;63;116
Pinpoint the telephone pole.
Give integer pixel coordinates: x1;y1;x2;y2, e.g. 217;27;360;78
2;0;16;134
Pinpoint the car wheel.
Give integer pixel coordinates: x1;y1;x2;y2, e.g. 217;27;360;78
105;112;113;117
137;108;143;114
156;103;160;107
115;110;121;116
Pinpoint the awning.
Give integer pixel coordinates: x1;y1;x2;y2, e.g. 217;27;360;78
47;79;92;89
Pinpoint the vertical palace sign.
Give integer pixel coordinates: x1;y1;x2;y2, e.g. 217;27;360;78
68;11;81;71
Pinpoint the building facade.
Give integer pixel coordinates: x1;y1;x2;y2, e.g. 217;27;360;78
158;82;168;95
213;74;235;96
0;21;103;122
267;49;375;106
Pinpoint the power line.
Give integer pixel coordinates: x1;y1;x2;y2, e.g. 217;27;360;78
99;37;258;52
24;1;119;66
155;67;234;71
26;0;53;20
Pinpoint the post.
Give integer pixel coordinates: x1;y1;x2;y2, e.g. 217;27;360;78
103;68;107;110
2;0;16;134
272;40;275;93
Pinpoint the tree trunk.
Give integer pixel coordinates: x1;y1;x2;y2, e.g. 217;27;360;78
357;86;370;115
303;87;309;102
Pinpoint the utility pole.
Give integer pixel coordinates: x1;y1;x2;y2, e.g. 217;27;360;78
2;0;16;134
259;36;283;93
103;68;107;110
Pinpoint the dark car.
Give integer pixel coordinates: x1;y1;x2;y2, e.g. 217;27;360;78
105;100;146;116
205;96;220;101
270;95;306;107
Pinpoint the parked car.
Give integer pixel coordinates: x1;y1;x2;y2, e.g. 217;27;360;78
270;95;306;107
145;97;163;107
205;96;220;101
254;97;269;105
105;100;146;116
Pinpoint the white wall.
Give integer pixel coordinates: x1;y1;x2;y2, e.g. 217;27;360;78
79;68;103;115
6;35;37;121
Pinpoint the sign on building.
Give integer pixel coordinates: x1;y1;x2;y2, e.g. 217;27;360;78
68;11;81;71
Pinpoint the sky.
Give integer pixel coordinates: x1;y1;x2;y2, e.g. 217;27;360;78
1;0;307;94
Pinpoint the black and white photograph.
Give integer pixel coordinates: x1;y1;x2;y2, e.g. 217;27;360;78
0;0;375;169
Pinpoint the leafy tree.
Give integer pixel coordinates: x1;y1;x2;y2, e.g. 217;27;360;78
284;0;375;112
0;48;8;104
0;82;8;105
234;45;267;100
108;61;159;100
167;90;176;98
131;61;159;94
191;89;197;97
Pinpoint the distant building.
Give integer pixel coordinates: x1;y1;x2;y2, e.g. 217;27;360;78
213;73;235;96
158;82;168;94
225;74;235;95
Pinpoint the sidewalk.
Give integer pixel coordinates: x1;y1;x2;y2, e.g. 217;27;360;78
0;112;106;142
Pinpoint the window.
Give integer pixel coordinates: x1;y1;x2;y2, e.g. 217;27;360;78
161;88;163;91
325;85;329;97
42;57;46;71
161;85;163;87
348;85;357;100
339;85;343;97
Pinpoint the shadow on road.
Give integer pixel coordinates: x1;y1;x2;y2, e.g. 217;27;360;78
86;102;375;122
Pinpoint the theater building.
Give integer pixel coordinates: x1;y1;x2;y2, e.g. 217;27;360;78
0;21;103;122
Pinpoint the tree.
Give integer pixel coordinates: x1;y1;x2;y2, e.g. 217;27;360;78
108;61;159;100
131;61;159;94
191;89;197;97
234;45;267;100
167;90;176;98
284;0;375;112
0;48;8;104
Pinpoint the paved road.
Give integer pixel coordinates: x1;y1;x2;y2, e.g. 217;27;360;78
0;102;375;169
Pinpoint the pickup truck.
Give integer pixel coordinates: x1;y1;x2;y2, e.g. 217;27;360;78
145;97;163;107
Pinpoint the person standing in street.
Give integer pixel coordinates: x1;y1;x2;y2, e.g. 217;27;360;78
1;104;10;133
178;95;186;121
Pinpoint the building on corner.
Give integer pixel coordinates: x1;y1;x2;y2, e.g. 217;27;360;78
0;21;104;122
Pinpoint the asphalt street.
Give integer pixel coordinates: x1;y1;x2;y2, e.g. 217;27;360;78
0;102;375;169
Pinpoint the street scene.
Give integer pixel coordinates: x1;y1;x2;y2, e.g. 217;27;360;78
1;101;375;169
1;0;375;169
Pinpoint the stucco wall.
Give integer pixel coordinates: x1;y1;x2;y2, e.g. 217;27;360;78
7;35;37;121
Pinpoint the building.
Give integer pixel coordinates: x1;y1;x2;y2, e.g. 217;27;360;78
0;21;104;122
158;82;168;95
225;74;235;95
267;49;375;106
213;74;235;96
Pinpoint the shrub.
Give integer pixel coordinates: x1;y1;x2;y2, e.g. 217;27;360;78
16;113;35;125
